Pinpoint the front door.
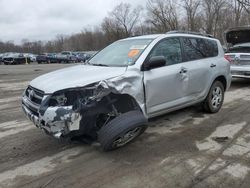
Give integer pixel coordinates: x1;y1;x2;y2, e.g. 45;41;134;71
143;38;189;115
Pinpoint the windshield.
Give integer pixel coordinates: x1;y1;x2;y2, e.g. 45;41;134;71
89;39;153;67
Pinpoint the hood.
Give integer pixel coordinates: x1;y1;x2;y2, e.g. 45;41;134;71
30;65;127;93
226;26;250;45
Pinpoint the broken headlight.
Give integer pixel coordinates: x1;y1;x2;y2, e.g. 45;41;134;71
49;93;68;106
49;88;94;107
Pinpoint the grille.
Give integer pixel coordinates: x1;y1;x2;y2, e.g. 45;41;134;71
23;86;44;116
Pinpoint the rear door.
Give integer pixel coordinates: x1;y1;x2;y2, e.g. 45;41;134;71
181;37;218;98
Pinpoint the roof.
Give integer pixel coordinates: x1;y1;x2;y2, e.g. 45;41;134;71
166;30;214;38
121;34;163;41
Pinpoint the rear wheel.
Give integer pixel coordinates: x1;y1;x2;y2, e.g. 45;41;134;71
98;110;148;151
203;81;224;113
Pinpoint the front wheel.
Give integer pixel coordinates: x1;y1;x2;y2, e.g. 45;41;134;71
203;81;224;113
98;110;148;151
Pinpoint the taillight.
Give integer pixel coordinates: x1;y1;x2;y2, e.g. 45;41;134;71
224;55;232;63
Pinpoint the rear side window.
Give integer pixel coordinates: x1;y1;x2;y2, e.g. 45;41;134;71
182;37;218;61
149;38;182;66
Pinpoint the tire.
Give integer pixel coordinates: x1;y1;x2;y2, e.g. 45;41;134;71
98;110;148;151
203;81;224;113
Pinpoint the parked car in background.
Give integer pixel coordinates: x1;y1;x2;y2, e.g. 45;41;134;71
57;51;77;63
36;54;47;64
30;54;37;62
3;53;27;65
225;26;250;78
74;52;88;62
22;31;231;151
74;51;97;63
37;53;58;64
23;53;37;62
85;51;97;61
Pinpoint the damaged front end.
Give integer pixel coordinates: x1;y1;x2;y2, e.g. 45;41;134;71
22;80;142;141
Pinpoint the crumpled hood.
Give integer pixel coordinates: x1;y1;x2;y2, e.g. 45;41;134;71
30;65;127;93
226;27;250;45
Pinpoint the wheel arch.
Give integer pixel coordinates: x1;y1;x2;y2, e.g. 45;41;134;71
106;93;143;114
214;75;227;91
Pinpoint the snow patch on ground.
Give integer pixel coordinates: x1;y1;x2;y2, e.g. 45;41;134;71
224;88;250;104
196;122;246;152
0;147;85;187
0;81;29;91
208;158;226;171
224;163;250;179
0;96;20;103
0;121;34;139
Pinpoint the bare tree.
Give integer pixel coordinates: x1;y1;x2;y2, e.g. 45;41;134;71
102;17;124;43
114;3;142;37
237;0;250;6
102;2;142;39
1;0;250;54
236;0;250;13
147;0;179;32
230;0;245;26
182;0;201;31
202;0;227;36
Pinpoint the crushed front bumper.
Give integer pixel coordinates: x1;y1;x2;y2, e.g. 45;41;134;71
22;100;81;138
22;104;40;127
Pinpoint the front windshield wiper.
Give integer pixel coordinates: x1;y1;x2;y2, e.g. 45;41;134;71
91;63;109;67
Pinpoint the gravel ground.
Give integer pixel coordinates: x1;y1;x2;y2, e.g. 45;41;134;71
1;64;250;188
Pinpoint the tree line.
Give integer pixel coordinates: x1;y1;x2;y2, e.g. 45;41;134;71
0;0;249;54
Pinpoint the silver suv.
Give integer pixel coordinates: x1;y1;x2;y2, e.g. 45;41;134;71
225;26;250;78
22;32;231;151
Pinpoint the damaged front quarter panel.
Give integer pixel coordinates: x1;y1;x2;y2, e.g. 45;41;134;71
36;67;145;140
94;67;146;116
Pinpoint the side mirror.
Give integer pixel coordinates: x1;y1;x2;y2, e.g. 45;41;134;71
143;56;166;71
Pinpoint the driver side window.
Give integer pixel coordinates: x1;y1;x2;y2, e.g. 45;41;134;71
149;38;182;66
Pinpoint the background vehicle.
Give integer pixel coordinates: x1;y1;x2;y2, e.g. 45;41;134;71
3;53;27;65
57;51;77;63
22;32;231;151
74;52;86;62
23;53;37;62
37;53;58;64
225;26;250;78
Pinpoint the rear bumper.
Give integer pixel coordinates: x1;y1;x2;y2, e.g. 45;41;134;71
231;66;250;78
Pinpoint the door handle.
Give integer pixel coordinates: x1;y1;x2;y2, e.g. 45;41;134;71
180;67;188;74
210;64;216;68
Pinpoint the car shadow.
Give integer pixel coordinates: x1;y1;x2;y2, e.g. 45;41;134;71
230;78;250;90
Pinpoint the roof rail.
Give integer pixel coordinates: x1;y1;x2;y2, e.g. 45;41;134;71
166;30;214;38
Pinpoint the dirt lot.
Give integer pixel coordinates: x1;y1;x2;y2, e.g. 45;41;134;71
1;64;250;188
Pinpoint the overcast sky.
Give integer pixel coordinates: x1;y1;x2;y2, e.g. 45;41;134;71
0;0;145;44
